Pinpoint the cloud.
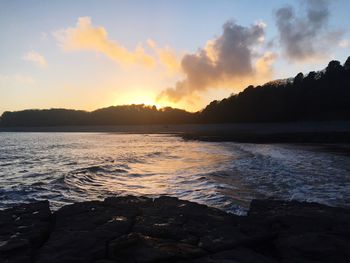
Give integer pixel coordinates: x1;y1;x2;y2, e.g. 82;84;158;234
22;51;47;67
157;21;276;103
275;0;343;62
53;17;155;67
147;39;181;74
339;39;350;48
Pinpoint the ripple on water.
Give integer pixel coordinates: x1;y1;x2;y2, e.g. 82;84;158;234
0;133;349;215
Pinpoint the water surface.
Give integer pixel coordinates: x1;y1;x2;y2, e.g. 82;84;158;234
0;133;349;214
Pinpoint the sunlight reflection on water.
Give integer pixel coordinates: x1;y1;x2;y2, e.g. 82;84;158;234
0;133;349;214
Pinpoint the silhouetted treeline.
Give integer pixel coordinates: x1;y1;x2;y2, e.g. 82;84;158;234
0;106;194;127
200;57;350;123
0;57;349;127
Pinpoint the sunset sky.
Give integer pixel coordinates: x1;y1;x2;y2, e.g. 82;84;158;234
1;0;350;114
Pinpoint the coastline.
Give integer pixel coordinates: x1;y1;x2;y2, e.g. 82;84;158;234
1;120;350;143
1;196;349;262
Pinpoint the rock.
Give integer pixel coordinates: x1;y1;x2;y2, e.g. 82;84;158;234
0;201;51;263
183;247;276;263
274;233;350;263
108;232;205;262
247;199;350;239
246;199;350;262
35;198;140;263
0;196;349;262
133;196;243;251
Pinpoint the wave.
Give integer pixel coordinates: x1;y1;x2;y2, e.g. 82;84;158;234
0;133;349;214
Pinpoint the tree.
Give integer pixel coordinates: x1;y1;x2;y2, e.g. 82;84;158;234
293;72;304;85
344;56;350;71
325;60;343;77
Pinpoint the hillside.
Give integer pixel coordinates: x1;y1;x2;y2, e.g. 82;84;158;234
0;105;195;127
200;57;350;123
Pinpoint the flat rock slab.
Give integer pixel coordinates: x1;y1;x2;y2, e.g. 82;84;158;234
0;196;349;263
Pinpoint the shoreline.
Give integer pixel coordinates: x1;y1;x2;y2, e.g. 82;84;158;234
1;196;349;262
180;131;350;143
1;121;350;143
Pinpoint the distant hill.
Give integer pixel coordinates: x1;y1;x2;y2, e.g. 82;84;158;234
0;105;195;127
0;57;349;127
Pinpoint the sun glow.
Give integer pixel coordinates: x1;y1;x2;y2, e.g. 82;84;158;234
113;89;173;110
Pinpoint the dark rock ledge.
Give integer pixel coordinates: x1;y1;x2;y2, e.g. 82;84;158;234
0;196;349;263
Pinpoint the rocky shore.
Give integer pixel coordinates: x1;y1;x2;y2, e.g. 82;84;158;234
0;196;349;263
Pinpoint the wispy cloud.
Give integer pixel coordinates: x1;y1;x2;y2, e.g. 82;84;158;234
53;17;156;67
157;21;277;103
22;51;47;67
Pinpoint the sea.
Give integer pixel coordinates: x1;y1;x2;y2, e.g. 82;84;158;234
0;132;349;214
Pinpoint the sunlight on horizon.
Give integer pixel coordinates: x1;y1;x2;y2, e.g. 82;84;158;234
0;1;349;114
113;89;176;110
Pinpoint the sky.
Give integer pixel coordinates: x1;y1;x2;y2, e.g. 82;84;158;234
0;0;349;114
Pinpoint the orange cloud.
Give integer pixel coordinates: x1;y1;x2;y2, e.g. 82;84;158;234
54;17;155;67
147;39;181;74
